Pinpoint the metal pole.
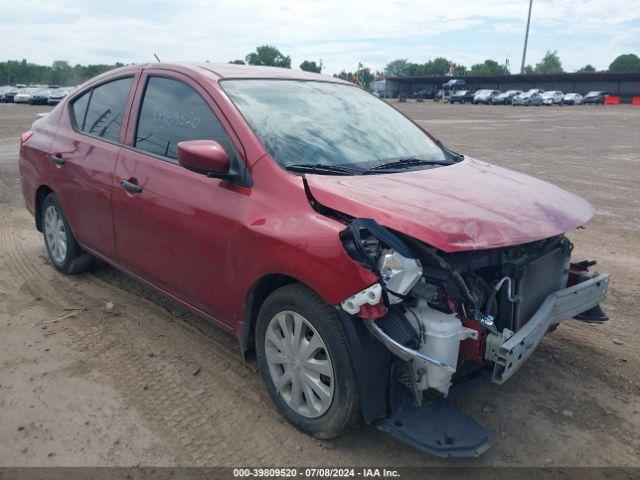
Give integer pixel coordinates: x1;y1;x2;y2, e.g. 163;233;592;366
520;0;533;74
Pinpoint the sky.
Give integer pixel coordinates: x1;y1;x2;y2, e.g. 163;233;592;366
1;0;639;75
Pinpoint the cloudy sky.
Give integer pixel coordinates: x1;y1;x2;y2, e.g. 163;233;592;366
2;0;639;74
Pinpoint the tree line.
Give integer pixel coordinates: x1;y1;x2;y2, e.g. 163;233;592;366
0;46;324;86
2;47;638;87
384;51;640;77
0;59;125;86
230;45;322;73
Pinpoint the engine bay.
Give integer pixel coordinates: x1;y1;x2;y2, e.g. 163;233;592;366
339;218;605;400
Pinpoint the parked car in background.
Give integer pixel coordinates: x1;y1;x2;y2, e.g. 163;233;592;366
29;88;52;105
541;91;564;106
513;91;543;106
448;90;475;104
441;78;466;103
48;87;74;105
583;91;608;105
473;89;500;104
562;93;583;105
515;88;544;100
493;90;522;105
14;87;39;104
433;89;444;102
0;86;14;102
19;62;610;459
0;86;19;103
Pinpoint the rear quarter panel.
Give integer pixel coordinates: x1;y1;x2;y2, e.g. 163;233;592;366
19;107;63;215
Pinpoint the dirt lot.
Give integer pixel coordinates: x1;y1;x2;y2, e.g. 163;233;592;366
1;101;639;467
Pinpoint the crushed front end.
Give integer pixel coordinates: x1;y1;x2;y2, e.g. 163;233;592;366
339;219;609;457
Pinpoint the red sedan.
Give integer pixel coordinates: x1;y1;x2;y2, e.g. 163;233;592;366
19;63;609;457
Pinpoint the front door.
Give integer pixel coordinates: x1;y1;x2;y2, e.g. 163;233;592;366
112;71;247;322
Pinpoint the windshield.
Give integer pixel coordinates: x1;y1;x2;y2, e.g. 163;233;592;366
586;91;599;96
223;80;448;170
475;90;490;95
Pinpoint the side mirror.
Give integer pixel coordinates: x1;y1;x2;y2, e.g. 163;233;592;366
177;140;230;177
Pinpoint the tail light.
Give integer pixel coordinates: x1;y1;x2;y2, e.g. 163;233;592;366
20;130;34;145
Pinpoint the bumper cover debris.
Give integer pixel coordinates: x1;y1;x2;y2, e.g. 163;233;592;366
378;401;491;458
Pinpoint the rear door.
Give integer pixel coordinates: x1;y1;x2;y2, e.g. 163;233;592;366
49;75;138;257
112;70;247;322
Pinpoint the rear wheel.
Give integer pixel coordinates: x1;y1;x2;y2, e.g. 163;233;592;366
256;283;361;439
42;193;92;274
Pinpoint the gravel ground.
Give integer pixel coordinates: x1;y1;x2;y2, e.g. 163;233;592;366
0;101;638;467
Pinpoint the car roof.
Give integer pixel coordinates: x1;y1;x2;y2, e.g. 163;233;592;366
95;62;348;84
190;62;347;82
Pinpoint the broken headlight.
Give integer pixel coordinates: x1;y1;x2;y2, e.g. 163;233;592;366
340;219;423;304
378;249;422;304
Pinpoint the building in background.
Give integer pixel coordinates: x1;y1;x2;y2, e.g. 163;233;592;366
383;71;640;101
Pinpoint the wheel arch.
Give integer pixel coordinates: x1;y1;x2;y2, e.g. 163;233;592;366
34;184;54;231
241;273;301;362
240;273;392;425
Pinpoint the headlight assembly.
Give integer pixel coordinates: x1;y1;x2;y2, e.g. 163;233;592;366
340;219;423;304
378;249;423;303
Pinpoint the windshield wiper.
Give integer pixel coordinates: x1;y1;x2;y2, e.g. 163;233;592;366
285;163;363;176
365;157;453;173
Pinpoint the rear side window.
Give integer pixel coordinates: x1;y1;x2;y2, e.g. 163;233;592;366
134;76;233;161
71;91;90;130
71;77;134;142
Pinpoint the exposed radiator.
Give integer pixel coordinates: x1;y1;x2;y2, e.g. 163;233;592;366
513;247;570;331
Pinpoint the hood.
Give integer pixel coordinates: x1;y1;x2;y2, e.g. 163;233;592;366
305;157;594;253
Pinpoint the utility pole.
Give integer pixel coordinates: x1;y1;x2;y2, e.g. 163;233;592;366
520;0;533;74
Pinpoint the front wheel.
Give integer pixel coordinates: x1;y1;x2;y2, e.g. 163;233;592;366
256;284;361;439
42;193;92;274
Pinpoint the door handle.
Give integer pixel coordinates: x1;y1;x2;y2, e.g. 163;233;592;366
51;155;65;165
120;179;142;194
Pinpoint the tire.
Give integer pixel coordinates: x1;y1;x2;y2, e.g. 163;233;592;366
42;193;92;274
256;283;361;439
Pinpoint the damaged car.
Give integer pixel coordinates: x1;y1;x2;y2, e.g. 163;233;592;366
19;63;609;458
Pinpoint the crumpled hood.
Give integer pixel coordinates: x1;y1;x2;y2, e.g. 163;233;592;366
305;157;594;252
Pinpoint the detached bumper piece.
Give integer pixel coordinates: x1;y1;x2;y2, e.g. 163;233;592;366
378;401;491;458
489;272;609;385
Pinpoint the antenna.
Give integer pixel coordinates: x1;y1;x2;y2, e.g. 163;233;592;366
154;53;161;62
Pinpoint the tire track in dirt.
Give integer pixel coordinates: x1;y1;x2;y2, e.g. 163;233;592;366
1;226;341;465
